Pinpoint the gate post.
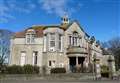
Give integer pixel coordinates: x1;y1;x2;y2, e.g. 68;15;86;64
93;55;101;80
108;55;117;79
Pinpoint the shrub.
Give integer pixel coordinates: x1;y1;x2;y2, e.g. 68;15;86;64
51;68;66;73
23;64;39;74
6;65;23;74
23;64;34;74
0;65;7;74
33;65;39;74
5;64;39;74
101;65;109;77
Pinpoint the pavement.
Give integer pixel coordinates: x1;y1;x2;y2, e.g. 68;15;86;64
0;73;120;83
0;79;120;83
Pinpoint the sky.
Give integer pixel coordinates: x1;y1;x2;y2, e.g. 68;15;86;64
0;0;120;42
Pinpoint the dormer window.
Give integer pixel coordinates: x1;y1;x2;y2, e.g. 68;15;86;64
26;29;36;44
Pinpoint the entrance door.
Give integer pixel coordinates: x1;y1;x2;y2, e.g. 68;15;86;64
69;57;76;72
69;57;85;73
78;57;85;72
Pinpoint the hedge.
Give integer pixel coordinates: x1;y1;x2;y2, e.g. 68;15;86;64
51;68;66;73
5;64;39;74
6;65;23;74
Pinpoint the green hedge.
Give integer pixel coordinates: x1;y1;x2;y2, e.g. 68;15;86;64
5;64;39;74
51;68;66;73
6;65;23;74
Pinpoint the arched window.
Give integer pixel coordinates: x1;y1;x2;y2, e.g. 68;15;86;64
68;32;78;46
72;31;79;46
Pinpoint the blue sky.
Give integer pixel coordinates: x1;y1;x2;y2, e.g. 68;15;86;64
0;0;119;42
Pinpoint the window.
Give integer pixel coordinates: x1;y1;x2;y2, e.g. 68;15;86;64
20;51;26;66
69;36;72;45
49;33;55;51
31;34;35;43
58;35;62;50
51;33;55;40
26;29;36;44
49;60;56;67
50;41;55;47
49;61;52;66
74;37;77;46
33;51;38;65
26;34;31;43
43;35;47;52
72;32;78;46
26;33;35;44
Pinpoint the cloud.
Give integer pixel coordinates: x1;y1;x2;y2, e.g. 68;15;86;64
0;0;36;23
0;0;84;23
38;0;83;17
38;0;68;16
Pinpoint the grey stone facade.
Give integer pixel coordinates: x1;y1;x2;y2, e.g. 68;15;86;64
10;17;113;74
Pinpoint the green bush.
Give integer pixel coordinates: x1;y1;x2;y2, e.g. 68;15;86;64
6;65;23;74
23;64;39;74
23;64;34;74
51;68;66;73
101;65;109;77
33;65;40;74
5;64;39;74
0;65;7;74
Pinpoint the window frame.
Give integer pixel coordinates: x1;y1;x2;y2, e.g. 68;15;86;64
32;51;38;65
49;33;55;51
20;51;26;66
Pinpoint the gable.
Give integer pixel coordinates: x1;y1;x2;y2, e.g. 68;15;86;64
65;21;86;37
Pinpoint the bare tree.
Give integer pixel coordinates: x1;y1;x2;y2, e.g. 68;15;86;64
0;29;13;72
101;37;120;70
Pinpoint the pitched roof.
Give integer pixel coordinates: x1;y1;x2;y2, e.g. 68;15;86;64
13;21;89;38
14;26;45;38
14;31;26;38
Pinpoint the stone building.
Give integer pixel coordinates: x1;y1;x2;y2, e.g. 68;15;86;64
10;16;105;73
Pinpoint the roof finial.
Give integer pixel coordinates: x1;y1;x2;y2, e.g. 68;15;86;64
61;14;69;25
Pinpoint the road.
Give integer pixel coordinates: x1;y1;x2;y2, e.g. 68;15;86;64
0;79;120;83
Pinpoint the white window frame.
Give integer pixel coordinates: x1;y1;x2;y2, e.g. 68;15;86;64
32;51;38;65
48;60;56;68
26;33;35;44
58;34;62;51
20;51;26;66
72;32;78;46
49;33;55;51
